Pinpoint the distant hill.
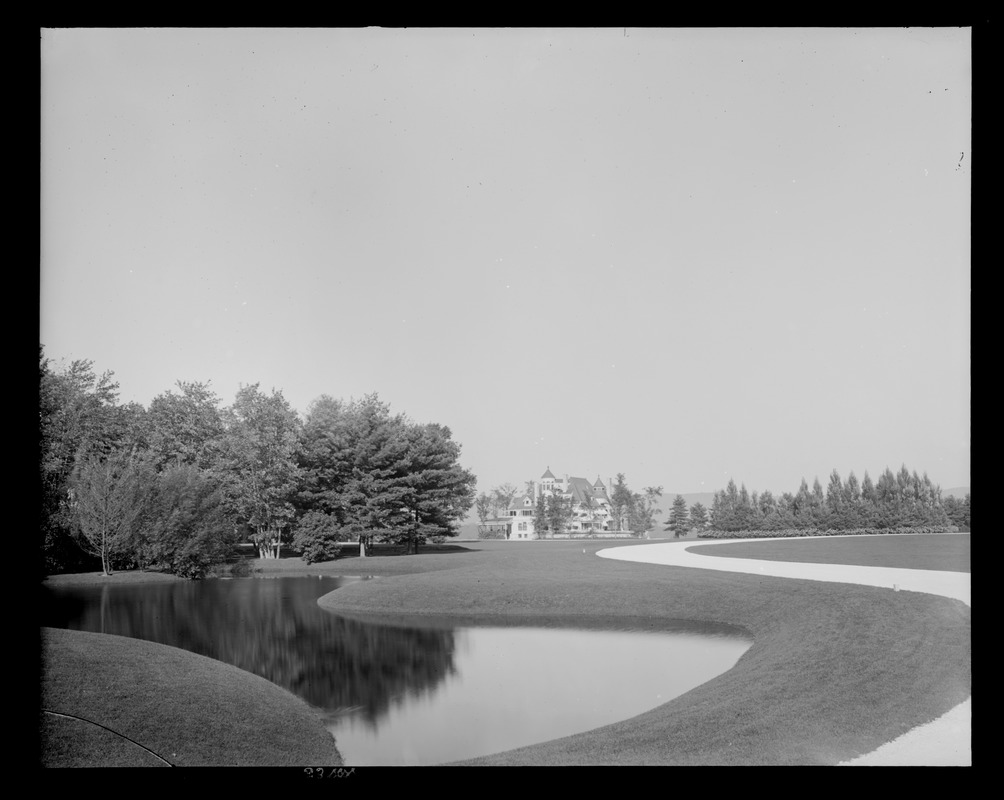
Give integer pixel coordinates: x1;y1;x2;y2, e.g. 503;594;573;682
656;492;717;511
942;486;970;499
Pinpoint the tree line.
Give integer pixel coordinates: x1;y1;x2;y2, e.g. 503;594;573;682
40;347;477;578
706;467;969;533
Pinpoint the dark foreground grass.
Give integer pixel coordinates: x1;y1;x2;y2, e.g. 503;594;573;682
41;535;971;767
40;627;340;767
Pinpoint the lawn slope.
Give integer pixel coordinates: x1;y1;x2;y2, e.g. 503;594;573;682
312;539;970;766
40;627;341;767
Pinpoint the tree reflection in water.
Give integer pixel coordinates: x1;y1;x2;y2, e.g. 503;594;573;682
40;577;457;725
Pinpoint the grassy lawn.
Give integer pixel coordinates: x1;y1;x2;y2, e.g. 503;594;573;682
40;627;341;767
687;533;971;573
41;534;970;767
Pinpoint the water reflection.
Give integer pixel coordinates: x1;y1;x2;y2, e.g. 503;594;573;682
41;577;752;765
329;625;752;766
40;577;457;723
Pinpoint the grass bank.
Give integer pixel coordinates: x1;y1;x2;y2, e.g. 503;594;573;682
306;537;970;765
41;535;970;766
40;627;341;767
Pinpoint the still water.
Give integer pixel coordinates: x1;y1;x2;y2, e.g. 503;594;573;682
41;577;751;766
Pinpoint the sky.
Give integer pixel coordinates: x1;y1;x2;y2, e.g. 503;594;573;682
40;27;971;499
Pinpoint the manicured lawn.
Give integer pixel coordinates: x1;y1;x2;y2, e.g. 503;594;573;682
305;538;971;765
40;627;341;767
688;533;971;573
41;534;970;767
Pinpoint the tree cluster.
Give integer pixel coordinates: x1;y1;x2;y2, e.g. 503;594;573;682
708;466;964;533
531;492;574;538
40;347;477;577
295;394;476;557
474;483;520;537
610;475;662;536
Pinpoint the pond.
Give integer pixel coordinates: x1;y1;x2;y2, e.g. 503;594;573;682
40;576;752;766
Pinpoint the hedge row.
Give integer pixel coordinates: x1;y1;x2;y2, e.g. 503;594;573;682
697;526;960;540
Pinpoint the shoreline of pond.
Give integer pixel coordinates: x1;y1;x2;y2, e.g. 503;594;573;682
39;536;970;767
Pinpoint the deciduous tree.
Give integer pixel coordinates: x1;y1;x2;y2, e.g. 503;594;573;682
546;493;574;536
610;474;634;532
139;463;235;578
67;449;154;576
643;486;664;525
147;381;224;470
41;349;128;574
492;483;520;519
217;384;302;559
475;492;493;528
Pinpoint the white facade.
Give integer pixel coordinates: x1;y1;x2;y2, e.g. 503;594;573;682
488;468;620;540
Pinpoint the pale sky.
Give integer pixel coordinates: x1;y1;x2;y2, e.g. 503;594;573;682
40;27;971;498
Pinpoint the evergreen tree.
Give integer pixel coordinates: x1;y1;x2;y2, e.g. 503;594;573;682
736;483;753;530
610;474;634;532
291;511;349;564
666;495;690;538
711;479;740;531
810;478;826;529
776;492;797;528
860;472;878;527
296;394;475;554
393;422;477;553
689;502;709;533
758;490;780;530
534;490;549;538
825;470;845;529
793;478;813;529
842;471;863;528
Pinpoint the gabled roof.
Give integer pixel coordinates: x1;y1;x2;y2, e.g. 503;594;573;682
541;467;557;479
508;494;534;511
566;476;596;505
593;476;606;488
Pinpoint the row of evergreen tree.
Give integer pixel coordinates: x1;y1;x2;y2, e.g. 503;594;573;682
708;467;969;533
40;347;477;577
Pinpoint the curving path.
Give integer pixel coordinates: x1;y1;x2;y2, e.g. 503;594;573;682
596;536;971;766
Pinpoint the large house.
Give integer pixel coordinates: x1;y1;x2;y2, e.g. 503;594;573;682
483;467;620;540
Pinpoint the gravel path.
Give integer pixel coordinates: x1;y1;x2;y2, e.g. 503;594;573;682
596;536;971;767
